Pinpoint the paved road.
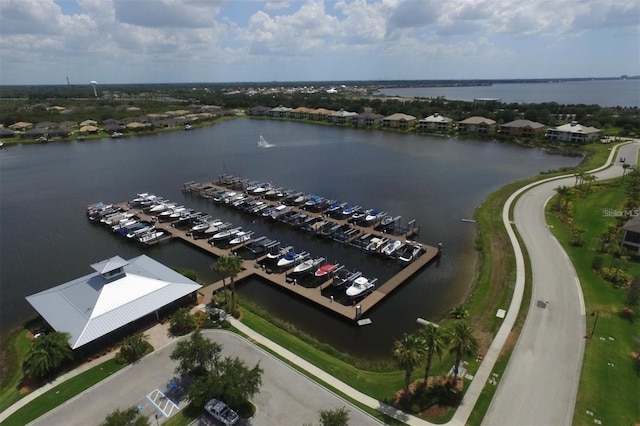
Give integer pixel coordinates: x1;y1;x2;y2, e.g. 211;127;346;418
483;142;639;426
30;331;381;426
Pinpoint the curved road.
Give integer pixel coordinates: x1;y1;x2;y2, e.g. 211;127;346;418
30;330;381;426
483;142;639;426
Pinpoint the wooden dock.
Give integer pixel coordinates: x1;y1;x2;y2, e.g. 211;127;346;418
114;190;439;322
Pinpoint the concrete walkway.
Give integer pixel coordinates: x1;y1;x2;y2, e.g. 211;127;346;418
3;141;635;425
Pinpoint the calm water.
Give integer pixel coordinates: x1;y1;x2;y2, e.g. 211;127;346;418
0;119;581;357
377;80;640;107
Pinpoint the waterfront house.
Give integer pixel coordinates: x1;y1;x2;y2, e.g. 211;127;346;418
383;113;417;129
79;125;99;134
35;121;58;130
499;119;546;137
458;116;496;134
309;108;335;121
8;121;33;131
545;121;601;143
418;113;454;132
291;106;314;119
0;128;16;138
80;119;98;127
330;109;358;124
25;255;201;351
354;111;384;127
249;105;271;117
269;105;293;118
622;216;640;254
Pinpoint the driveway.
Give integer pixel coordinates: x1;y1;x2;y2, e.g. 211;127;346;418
30;330;381;426
483;142;639;425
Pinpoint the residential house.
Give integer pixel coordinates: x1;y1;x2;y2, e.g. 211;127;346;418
79;119;98;127
268;105;293;118
458;116;496;134
0;128;16;138
309;108;335;121
354;112;384;127
418;113;454;132
383;113;417;129
622;216;640;254
545;121;601;143
499;119;546;137
249;106;271;116
330;109;358;124
8;121;33;131
291;107;314;119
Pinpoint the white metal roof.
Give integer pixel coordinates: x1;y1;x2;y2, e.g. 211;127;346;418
26;255;201;349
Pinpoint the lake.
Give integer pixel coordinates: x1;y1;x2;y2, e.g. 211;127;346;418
0;119;582;356
376;79;640;108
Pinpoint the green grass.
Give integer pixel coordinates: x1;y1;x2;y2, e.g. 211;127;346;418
546;180;640;426
1;359;124;426
0;330;32;413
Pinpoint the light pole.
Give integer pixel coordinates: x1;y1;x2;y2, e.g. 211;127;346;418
155;414;159;426
590;311;599;339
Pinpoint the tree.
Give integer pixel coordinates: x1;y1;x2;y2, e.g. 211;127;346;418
211;255;243;313
22;331;73;379
169;307;196;336
116;332;150;364
447;322;478;387
392;333;423;396
449;304;469;319
554;185;572;213
419;324;448;384
102;406;149;426
319;407;350;426
170;329;222;377
627;276;640;307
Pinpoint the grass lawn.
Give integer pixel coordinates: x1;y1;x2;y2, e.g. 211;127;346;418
0;330;32;413
1;359;124;426
546;179;640;426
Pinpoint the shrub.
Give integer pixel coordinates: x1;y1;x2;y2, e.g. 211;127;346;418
591;256;604;271
600;267;632;287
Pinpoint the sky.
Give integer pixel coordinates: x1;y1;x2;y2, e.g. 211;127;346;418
0;0;638;85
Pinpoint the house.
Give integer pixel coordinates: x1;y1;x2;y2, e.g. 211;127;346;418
268;105;293;118
383;113;417;129
354;112;384;127
458;116;496;134
418;113;454;132
291;106;314;119
8;121;33;131
309;108;335;121
25;255;201;351
622;216;640;254
79;125;99;134
248;105;271;116
545;121;601;143
80;119;98;127
35;121;58;130
0;128;15;138
499;119;546;137
330;109;358;124
125;122;147;131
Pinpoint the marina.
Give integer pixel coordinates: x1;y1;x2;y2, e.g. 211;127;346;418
90;181;440;322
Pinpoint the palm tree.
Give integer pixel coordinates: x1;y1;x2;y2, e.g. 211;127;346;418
583;174;597;191
22;331;73;379
212;255;243;312
419;324;448;384
392;333;423;396
554;185;572;212
447;322;478;387
449;304;469;319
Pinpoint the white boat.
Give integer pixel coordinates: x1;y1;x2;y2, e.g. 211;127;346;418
158;206;184;218
149;201;175;213
365;237;388;252
138;230;164;243
399;243;423;264
333;269;362;288
364;209;383;223
258;134;274;148
111;219;138;231
266;245;292;260
270;205;292;220
184;124;193;130
210;227;242;241
251;183;272;195
126;225;155;239
293;256;325;274
381;239;404;257
277;250;308;268
190;219;219;233
111;131;123;138
102;213;134;226
203;221;227;234
346;276;376;298
229;231;254;245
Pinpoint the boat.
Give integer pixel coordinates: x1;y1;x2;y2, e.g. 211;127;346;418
399;243;423;264
138;230;165;244
184;124;193;130
202;220;227;234
365;237;388;252
229;231;254;245
250;183;272;195
126;225;155;239
314;263;338;278
380;215;394;226
332;269;362;288
277;250;309;268
346;276;376;298
304;195;321;208
349;208;371;223
190;219;219;234
210;227;242;242
266;245;293;260
341;205;361;216
270;205;292;220
364;209;383;223
292;256;325;274
326;201;347;214
381;239;404;257
111;132;123;138
283;191;304;205
258;134;274;148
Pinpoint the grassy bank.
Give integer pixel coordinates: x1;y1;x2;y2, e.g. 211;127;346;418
546;179;640;425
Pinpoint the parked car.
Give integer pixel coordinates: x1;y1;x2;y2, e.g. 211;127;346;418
204;398;239;426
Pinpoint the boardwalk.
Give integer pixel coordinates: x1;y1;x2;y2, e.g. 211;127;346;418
117;191;439;321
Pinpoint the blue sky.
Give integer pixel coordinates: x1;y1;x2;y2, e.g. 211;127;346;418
0;0;638;84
